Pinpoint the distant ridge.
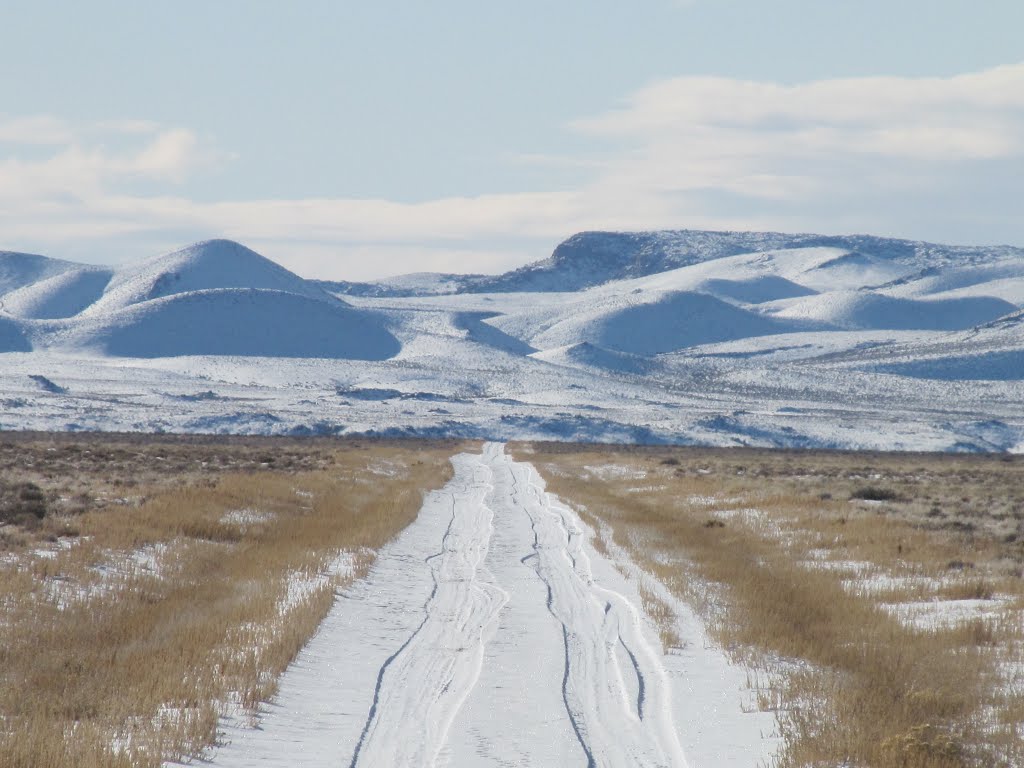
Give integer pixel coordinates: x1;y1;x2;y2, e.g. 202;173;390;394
318;230;1024;297
1;229;1022;448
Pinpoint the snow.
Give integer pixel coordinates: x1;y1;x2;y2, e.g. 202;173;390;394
882;598;1011;631
583;464;648;481
220;509;274;530
695;274;816;304
0;249;83;296
0;315;31;352
80;239;332;316
65;288;400;360
532;290;803;355
1;230;1023;450
1;266;113;319
531;342;655;375
201;445;775;768
350;450;507;766
769;291;1017;331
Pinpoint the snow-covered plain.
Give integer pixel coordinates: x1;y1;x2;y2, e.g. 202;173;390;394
200;444;776;768
2;230;1023;451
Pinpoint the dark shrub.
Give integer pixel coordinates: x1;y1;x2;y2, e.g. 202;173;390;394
850;486;902;502
0;481;48;525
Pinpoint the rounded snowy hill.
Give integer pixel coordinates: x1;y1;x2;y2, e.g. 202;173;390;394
770;291;1017;331
2;267;113;319
16;239;404;360
63;288;400;360
82;239;333;316
0;250;85;296
527;290;808;355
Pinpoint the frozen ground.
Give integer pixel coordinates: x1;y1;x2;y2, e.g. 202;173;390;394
196;444;776;768
2;231;1023;451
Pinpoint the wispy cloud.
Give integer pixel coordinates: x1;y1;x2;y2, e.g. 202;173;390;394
2;64;1022;280
0;115;75;145
571;64;1024;197
0;118;223;203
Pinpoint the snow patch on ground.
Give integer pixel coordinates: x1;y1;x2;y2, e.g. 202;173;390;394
583;463;648;480
882;597;1012;630
220;509;274;529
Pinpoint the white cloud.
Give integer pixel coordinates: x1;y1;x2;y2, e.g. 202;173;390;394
0;115;76;145
1;64;1022;280
0;123;223;207
129;128;210;182
574;64;1024;147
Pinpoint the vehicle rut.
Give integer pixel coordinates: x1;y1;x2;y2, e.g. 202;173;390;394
504;448;689;768
351;443;687;767
350;453;507;768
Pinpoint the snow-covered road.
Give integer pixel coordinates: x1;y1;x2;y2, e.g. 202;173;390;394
201;445;770;768
351;451;508;766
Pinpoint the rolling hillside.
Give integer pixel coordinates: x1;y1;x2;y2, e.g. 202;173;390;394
1;230;1022;450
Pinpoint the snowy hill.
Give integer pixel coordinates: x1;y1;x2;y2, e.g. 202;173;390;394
2;267;113;319
768;291;1017;331
82;239;333;316
3;239;400;362
526;290;806;355
330;230;1024;297
496;230;1023;293
1;230;1023;451
0;250;85;296
66;288;401;360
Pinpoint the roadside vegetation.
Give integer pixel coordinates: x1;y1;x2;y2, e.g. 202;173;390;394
521;443;1024;768
0;433;464;768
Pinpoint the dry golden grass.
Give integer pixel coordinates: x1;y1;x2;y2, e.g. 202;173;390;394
518;443;1024;768
0;435;468;768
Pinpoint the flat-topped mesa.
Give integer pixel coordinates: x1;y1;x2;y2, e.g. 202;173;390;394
468;230;1024;294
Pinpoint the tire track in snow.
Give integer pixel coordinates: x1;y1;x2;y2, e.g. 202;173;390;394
501;447;689;768
350;453;508;768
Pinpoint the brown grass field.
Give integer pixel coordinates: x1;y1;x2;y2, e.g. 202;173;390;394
3;434;1023;767
0;433;467;768
517;443;1024;768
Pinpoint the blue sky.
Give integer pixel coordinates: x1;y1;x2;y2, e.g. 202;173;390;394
2;1;1022;279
